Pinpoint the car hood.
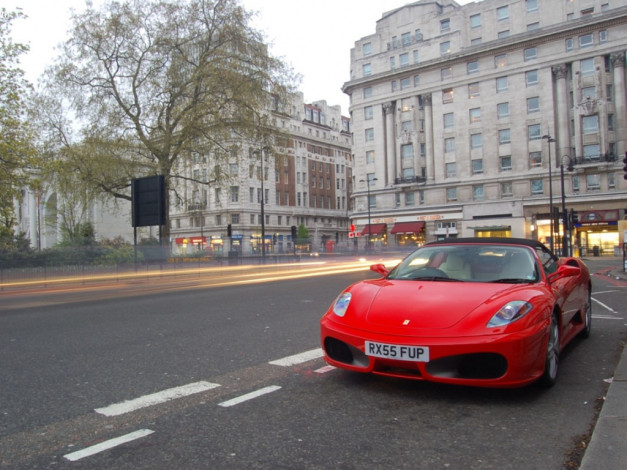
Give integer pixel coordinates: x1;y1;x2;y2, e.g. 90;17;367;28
363;280;521;330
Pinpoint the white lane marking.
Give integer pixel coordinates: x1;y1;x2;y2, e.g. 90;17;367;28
64;429;154;461
95;381;220;417
592;315;624;320
593;290;620;295
218;385;281;408
591;297;618;314
269;348;323;366
315;365;336;374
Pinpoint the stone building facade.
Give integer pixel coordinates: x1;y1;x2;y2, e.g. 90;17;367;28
169;93;353;256
345;0;627;255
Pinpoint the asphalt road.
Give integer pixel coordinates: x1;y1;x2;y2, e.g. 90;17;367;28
1;257;625;469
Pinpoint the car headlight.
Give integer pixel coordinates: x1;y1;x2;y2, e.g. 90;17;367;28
333;292;352;317
488;301;533;327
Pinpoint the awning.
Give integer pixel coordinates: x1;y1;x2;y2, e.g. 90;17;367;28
360;223;387;236
390;221;425;234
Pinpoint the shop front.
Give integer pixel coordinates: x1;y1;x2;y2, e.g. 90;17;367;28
575;210;620;256
390;221;425;247
359;223;387;249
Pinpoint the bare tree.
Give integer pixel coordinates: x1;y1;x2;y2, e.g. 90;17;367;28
37;0;295;243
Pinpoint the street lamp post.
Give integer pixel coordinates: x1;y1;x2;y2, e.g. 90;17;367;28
543;134;556;253
359;177;377;251
260;147;266;261
559;155;575;256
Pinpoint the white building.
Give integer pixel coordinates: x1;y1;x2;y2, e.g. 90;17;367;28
169;92;353;256
345;0;627;255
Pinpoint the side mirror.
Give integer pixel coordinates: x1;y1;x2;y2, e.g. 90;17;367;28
370;263;390;277
548;264;580;282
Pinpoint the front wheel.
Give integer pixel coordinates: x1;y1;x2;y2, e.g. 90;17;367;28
540;313;560;387
579;288;592;339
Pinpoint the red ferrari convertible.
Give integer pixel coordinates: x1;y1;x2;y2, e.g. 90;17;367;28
320;238;591;388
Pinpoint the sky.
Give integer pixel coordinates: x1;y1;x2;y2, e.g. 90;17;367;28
2;0;472;113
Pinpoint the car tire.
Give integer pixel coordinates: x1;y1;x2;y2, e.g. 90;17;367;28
540;312;560;387
579;288;592;339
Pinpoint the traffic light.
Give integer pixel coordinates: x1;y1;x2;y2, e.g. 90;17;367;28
290;225;297;239
623;152;627;180
350;224;355;232
570;209;579;229
227;224;232;237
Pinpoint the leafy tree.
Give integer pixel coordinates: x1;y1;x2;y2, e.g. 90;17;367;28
0;8;35;238
37;0;295;246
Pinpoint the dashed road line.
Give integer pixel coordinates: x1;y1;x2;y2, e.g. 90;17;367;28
218;385;282;407
591;297;619;314
64;429;154;461
269;348;323;366
95;381;220;417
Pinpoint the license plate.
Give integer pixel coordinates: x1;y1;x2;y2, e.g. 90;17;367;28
365;341;429;362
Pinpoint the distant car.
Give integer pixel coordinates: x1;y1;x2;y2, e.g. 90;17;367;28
320;238;591;388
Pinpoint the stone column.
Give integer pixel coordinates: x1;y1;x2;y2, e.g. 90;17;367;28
611;52;626;156
423;94;435;181
552;65;571;161
383;102;396;186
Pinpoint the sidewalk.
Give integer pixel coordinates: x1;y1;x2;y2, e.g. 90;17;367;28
579;260;627;469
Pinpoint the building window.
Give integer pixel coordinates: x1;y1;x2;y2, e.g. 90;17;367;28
441;67;453;80
400;53;409;67
443;112;454;129
583;144;600;161
468;82;480;98
526;0;538;12
440;19;450;32
499;129;511;144
472;159;483;175
368;194;376;208
471;133;482;149
444;137;456;153
500;155;512;171
405;192;415;206
440;41;451;56
446;162;456;178
365;128;374;141
495;54;507;68
363;42;372;56
467;61;479;74
599;30;608;44
580;58;595;75
579;33;594;48
400;77;411;89
446;187;457;202
364;106;373;120
231;213;240;224
582;115;599;134
498;30;510;39
582;86;596;100
572;176;579;193
565;38;574;51
442;88;454;103
586;174;601;190
366;150;375;164
390;56;396;70
527;22;539;31
401;143;413;161
470;13;481;28
527;96;540;113
608;114;615;132
497;102;509;119
497;6;509;20
473;185;484;201
524;47;537;61
230;186;239;203
496;76;508;92
525;70;538;86
363;87;372;99
528;124;542;141
501;182;513;197
363;64;371;77
469;107;481;123
531;179;543;195
529;151;542;168
471;37;482;45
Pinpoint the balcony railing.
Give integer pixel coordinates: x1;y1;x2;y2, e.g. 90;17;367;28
187;203;207;212
394;176;426;185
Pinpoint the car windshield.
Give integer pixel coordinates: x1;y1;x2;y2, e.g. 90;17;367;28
388;244;539;283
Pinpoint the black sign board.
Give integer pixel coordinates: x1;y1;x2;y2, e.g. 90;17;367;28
131;175;166;227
